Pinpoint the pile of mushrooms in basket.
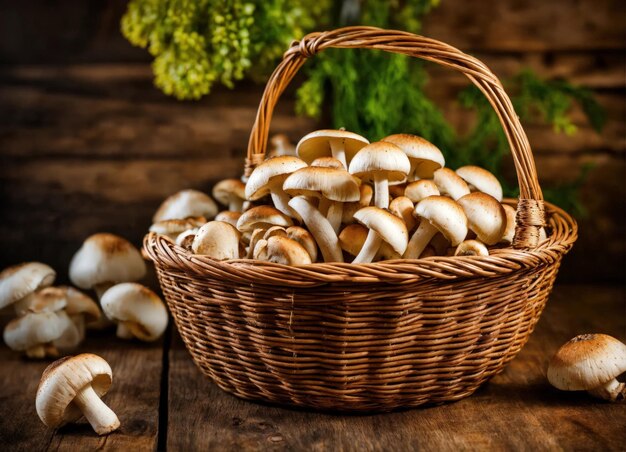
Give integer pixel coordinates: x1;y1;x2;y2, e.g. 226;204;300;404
150;129;543;264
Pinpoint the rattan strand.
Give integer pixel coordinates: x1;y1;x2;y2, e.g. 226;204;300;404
145;27;578;412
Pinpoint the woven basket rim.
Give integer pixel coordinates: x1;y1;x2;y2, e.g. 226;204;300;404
144;199;576;287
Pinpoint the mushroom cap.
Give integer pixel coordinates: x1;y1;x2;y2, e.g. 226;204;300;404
456;165;503;202
212;179;246;207
381;134;445;179
36;353;113;427
69;233;146;289
0;262;56;309
63;286;101;323
311;157;345;169
286;226;318;262
414;196;469;246
404;180;440;203
14;286;68;316
338;224;369;257
457;193;506;245
263;226;288;240
501;204;517;244
192;221;241;260
348;141;411;184
100;283;168;341
455;240;489;257
283;167;361;203
245;156;308;201
297;129;369;165
214;211;242;228
153;189;218;222
433;168;470;200
236;206;293;232
547;334;626;391
253;236;312;265
353;207;409;255
389;196;417;231
149;217;206;239
3;311;69;352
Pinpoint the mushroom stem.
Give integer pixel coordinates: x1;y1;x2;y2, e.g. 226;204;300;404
26;345;47;359
270;191;296;218
329;139;347;169
229;199;244;212
327;201;343;233
116;323;134;340
318;198;331;217
373;173;389;209
288;197;343;263
404;221;438;259
352;230;383;264
73;384;120;436
587;379;625;402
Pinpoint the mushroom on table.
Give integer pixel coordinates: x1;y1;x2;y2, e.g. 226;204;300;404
37;354;120;435
0;262;56;311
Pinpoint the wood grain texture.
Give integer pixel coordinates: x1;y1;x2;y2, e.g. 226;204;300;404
0;324;164;451
165;285;626;452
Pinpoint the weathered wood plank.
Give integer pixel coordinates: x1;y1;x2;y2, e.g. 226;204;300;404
0;321;164;451
166;285;626;451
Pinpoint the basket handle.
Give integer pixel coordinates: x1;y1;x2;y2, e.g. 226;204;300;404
245;26;545;249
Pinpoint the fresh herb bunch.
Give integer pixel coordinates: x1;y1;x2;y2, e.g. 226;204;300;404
121;0;330;99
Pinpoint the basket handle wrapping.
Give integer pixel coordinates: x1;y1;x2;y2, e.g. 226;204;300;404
245;26;545;249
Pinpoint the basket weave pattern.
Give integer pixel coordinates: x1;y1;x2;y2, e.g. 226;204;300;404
145;27;577;411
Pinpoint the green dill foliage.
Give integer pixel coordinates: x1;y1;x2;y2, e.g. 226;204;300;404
121;0;329;99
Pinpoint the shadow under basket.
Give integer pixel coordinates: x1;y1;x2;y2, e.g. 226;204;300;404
144;26;578;412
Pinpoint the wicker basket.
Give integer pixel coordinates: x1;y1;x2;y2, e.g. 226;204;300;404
144;27;577;412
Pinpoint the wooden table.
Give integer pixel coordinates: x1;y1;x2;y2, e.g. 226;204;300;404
1;285;624;451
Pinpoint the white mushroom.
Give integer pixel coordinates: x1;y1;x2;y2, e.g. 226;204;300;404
433;168;470;200
153;189;218;222
296;129;369;169
36;354;120;435
382;134;445;180
3;311;72;359
0;262;56;310
100;283;168;342
456;165;503;202
212;179;247;212
192;221;241;260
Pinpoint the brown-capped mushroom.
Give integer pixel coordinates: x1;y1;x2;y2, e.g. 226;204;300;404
457;192;507;245
433;168;470;200
389;196;417;231
153;189;218;222
253;236;312;265
101;283;168;341
36;354;120;435
404;196;468;259
149;216;206;242
382;134;445;180
286;226;318;263
192;221;241;260
404;179;440;204
267;133;296;158
547;334;626;402
349;141;411;209
455;240;489;257
212;179;246;212
297;129;369;169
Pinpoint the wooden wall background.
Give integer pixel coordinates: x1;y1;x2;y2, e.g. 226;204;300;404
0;0;623;283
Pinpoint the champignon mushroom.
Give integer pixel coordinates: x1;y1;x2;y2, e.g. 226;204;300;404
3;311;72;358
433;168;470;200
404;179;440;204
283;166;360;232
349;141;411;209
457;193;507;245
382;134;445;180
456;165;503;202
192;221;241;260
245;156;307;218
253;236;312;265
0;262;56;310
297;129;369;169
149;217;206;242
547;334;626;402
389;196;417;232
100;283;168;342
455;240;489;257
351;207;408;264
404;196;468;259
63;286;101;338
287;196;343;263
13;286;67;316
500;204;517;244
215;211;242;228
153;189;218;222
212;179;247;212
36;354;120;435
